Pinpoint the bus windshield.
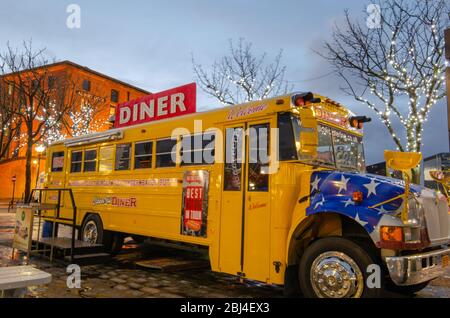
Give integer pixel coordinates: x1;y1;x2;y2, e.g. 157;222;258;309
315;124;365;171
280;113;365;171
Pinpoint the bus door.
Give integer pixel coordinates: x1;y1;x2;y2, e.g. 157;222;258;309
219;121;271;282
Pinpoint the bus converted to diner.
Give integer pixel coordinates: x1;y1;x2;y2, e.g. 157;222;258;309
40;83;450;298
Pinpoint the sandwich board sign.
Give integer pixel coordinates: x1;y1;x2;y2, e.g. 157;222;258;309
12;205;34;254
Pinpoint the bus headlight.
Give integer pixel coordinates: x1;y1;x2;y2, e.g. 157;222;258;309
379;198;430;250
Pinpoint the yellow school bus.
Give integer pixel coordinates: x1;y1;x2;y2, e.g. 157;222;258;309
41;90;450;298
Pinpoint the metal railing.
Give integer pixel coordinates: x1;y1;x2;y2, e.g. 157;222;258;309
27;188;77;263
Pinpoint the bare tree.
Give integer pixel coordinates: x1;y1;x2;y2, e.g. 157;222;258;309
193;38;291;105
0;41;78;199
319;0;449;181
0;78;20;160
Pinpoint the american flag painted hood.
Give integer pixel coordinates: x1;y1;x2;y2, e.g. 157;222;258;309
306;170;424;235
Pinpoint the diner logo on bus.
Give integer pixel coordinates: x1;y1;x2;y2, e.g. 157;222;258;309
313;106;349;128
115;83;196;128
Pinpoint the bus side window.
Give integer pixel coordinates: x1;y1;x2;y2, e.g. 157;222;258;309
70;151;83;173
83;149;97;172
115;143;131;171
51;151;65;172
156;138;177;168
135;141;153;169
248;123;269;192
99;146;114;172
181;132;215;166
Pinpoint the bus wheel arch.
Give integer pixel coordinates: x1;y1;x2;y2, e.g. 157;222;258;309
287;212;378;266
80;212;124;255
285;212;380;297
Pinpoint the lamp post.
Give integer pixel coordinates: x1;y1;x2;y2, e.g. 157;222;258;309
35;144;46;189
8;175;16;212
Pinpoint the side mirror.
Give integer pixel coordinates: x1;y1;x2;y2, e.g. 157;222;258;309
297;107;318;160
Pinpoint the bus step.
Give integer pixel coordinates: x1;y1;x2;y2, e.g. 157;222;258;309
64;252;111;265
135;258;210;272
34;238;105;255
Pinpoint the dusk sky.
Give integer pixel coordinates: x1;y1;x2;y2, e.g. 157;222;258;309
1;0;448;164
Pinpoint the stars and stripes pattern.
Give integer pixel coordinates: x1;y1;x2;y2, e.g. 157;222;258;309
306;171;420;233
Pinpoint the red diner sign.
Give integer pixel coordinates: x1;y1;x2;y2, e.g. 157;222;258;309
114;82;196;128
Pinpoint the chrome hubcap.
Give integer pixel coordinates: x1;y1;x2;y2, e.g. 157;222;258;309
310;251;363;298
82;220;98;244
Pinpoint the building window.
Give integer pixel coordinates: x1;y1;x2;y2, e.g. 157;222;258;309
127;91;130;101
51;151;65;172
156;138;177;168
8;83;13;95
111;89;119;103
82;80;91;92
99;146;114;172
110;105;116;116
115;143;131;170
83;149;97;172
180;132;215;166
48;76;55;89
70;151;83;173
135;141;153;169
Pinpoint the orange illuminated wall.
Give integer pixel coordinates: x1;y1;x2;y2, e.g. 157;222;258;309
0;60;150;200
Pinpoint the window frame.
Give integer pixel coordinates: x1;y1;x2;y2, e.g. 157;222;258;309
134;140;154;170
98;145;115;173
180;132;215;166
83;148;98;172
111;89;119;103
82;79;91;92
155;138;177;168
51;151;65;172
70;150;83;173
115;143;132;171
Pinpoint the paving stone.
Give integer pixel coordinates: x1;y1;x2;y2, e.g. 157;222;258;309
128;282;143;290
98;274;110;280
114;285;129;291
111;278;127;284
145;281;162;288
132;277;147;284
118;274;129;280
140;287;160;295
158;292;184;298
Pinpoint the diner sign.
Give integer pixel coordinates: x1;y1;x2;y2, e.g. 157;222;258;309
114;83;196;128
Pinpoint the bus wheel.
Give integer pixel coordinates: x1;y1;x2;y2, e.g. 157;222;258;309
80;214;104;245
298;237;379;298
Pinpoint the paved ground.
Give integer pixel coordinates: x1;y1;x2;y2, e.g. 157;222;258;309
1;208;449;298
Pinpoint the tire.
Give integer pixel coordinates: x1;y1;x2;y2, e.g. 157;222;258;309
80;214;105;245
385;279;430;295
80;214;123;255
298;237;380;298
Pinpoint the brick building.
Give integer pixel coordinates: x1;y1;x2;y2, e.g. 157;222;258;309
0;60;149;200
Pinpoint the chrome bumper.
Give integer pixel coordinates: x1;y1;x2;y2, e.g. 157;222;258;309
385;246;450;286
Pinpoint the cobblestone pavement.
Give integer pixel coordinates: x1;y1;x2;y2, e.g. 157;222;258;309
1;209;449;298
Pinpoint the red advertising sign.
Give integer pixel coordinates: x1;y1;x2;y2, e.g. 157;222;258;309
114;82;196;128
180;170;209;238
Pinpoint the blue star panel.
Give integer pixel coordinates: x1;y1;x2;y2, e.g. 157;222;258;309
306;171;422;233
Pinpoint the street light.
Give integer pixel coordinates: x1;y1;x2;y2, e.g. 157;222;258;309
35;144;46;189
